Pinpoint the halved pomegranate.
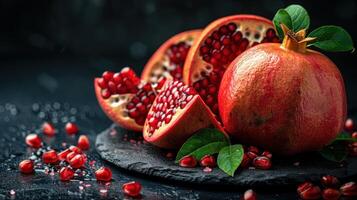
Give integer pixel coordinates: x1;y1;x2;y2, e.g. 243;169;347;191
95;68;165;131
143;80;226;149
142;30;201;83
183;15;278;114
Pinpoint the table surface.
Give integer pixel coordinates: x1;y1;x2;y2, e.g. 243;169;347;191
0;58;355;200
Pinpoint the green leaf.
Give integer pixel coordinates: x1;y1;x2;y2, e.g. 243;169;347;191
319;141;348;162
175;128;228;162
308;25;354;52
285;4;310;32
217;144;244;176
188;141;229;160
332;132;357;142
273;9;292;40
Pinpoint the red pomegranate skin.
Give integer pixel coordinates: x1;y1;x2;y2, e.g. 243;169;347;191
218;43;346;155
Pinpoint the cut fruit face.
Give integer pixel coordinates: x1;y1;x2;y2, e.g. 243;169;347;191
142;30;202;84
183;15;279;114
143;80;226;149
95;68;163;132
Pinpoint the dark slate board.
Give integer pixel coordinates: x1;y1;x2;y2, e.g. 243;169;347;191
96;124;357;187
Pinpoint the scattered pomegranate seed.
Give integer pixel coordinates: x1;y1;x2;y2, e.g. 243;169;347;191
297;182;321;200
321;175;340;188
243;189;257;200
65;122;79;135
69;145;82;154
252;156;271;170
340;182;357;196
19;160;34;174
345;118;354;132
66;152;78;163
199;155;216;167
203;166;213;173
352;132;357;139
58;149;71;161
261;151;272;159
95;167;112;182
42;122;56;136
248;146;260;154
69;154;85;168
9;189;15;196
25;134;42;148
122;181;141;197
42;150;59;164
179;155;197;168
240;153;251;168
77;135;90;150
322;188;341;200
165;152;174;159
59;167;74;181
246;151;258;160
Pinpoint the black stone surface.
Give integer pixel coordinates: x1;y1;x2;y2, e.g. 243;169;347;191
97;124;357;187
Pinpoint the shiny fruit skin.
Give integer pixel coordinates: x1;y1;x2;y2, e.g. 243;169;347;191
219;43;346;155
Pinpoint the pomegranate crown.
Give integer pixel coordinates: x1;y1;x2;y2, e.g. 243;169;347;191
273;4;354;53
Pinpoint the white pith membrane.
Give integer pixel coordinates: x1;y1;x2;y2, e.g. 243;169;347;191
144;81;197;137
148;35;196;83
106;93;134;120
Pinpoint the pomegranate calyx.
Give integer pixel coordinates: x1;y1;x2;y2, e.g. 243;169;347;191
280;24;316;53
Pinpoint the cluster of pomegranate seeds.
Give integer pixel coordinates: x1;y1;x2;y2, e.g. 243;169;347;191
97;68;141;99
95;167;112;182
122;181;142;197
297;176;357;199
241;146;272;170
126;82;157;125
196;23;279;114
25;134;42;148
179;155;198;168
42;122;56;136
19;160;34;174
243;189;257;200
146;81;196;135
165;41;191;80
65;122;79;135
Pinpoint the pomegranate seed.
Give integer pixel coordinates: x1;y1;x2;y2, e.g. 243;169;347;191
58;149;71;161
59;167;74;181
322;188;341;200
321;175;340;188
243;189;257;200
19;160;34;174
77;135;90;150
345;118;354;132
246;151;258;160
252;156;271;170
340;182;357;196
69;154;85;168
261;151;272;159
297;182;321;200
25;134;42;148
42;150;59;164
122;181;141;197
95;167;112;182
199;155;216;167
179;155;197;168
102;71;114;82
42;122;55;136
240;153;251;168
65;122;79;135
97;78;108;89
69;145;82;154
352;132;357;139
101;89;111;99
248;146;260;154
66;152;77;163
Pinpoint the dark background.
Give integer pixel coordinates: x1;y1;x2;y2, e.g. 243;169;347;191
0;0;356;199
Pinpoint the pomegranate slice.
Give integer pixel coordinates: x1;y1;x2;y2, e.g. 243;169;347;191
183;15;278;114
95;67;162;131
142;30;201;83
143;80;226;149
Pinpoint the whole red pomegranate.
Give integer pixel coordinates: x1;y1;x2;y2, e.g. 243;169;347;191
218;25;347;155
